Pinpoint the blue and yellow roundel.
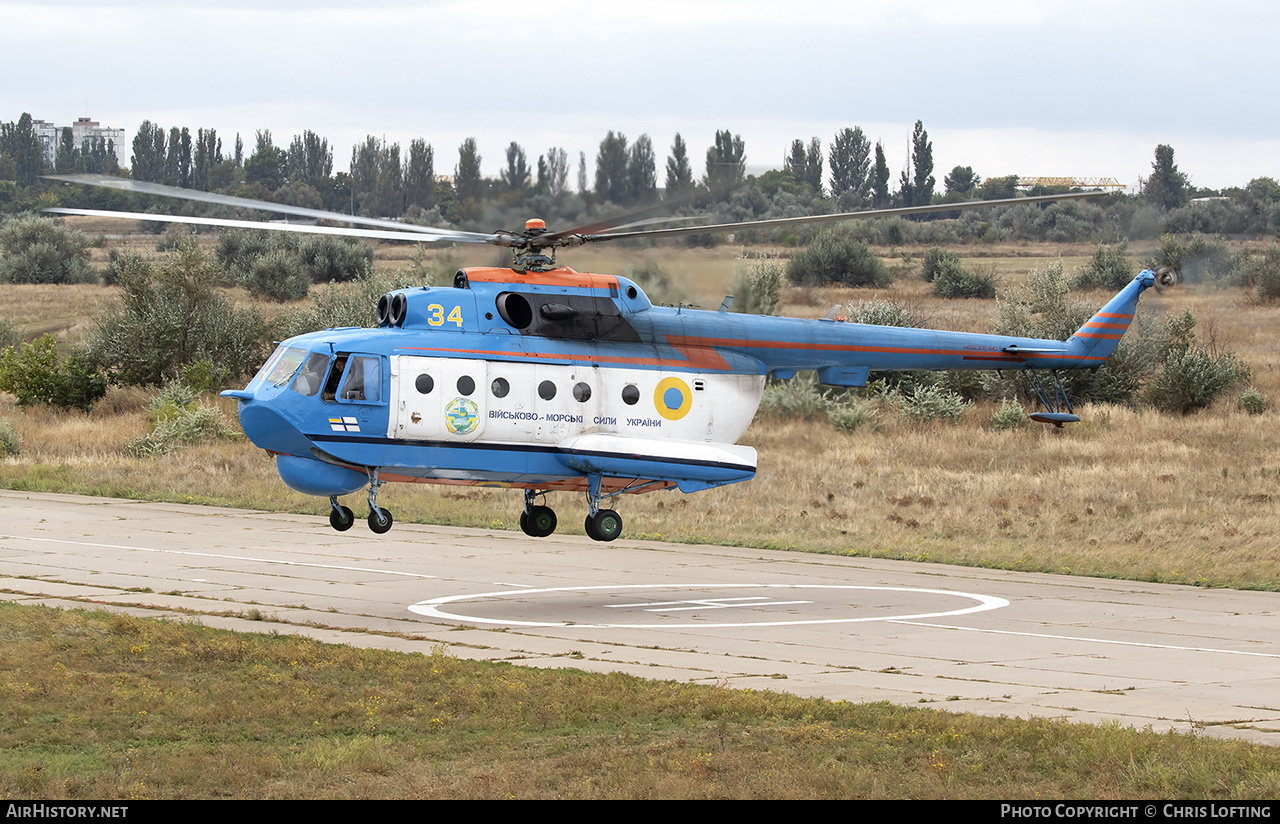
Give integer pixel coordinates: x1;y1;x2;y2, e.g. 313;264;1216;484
654;376;692;421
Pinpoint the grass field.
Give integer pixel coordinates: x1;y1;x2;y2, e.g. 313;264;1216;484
1;603;1277;800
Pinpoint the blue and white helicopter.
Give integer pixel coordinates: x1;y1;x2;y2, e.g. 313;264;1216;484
48;175;1171;542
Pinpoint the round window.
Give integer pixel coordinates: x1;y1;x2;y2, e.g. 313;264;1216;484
415;374;434;394
538;380;557;401
573;382;591;402
491;377;510;398
621;385;639;405
457;375;475;396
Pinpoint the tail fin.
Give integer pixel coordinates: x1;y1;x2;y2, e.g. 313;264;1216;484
1067;270;1155;361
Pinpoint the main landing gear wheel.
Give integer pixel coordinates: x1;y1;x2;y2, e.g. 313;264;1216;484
368;506;393;534
585;509;623;542
329;504;354;532
521;505;557;538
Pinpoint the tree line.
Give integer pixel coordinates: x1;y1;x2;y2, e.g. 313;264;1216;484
3;111;1279;242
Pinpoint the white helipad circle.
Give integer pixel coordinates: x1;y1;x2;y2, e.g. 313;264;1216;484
408;583;1009;628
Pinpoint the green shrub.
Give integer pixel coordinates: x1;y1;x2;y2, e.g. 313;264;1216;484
216;229;293;282
128;401;238;458
625;258;686;305
102;249;150;286
919;246;961;282
990;398;1027;430
155;224;195;252
405;247;459;289
1145;310;1249;414
1155;233;1235;285
757;373;880;431
758;372;831;421
244;248;309;301
83;241;271;386
892;383;969;422
1240;244;1280;301
0;318;23;350
298;235;374;283
1071;243;1134;291
730;253;783;315
827;398;879;432
0;420;19;457
0;216;96;284
276;268;432;339
145;379;201;427
179;358;230;394
0;334;107;412
218;230;375;293
786;226;891;288
1239;387;1267;415
841;298;916;328
932;258;996;298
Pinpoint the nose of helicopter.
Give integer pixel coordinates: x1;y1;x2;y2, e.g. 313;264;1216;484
219;389;316;457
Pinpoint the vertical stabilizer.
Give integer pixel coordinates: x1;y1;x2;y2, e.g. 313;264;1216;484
1067;271;1155;361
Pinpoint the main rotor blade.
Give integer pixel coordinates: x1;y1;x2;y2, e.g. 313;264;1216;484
583;191;1108;244
44;207;466;244
541;193;701;242
43;173;500;243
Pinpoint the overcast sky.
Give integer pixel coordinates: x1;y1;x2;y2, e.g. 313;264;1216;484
5;0;1276;191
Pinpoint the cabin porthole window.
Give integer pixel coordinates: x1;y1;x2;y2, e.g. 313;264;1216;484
415;374;434;394
621;385;639;405
573;382;591;403
491;377;510;398
538;380;557;401
457;375;475;396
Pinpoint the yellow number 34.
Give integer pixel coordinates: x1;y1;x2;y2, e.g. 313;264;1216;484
427;304;464;327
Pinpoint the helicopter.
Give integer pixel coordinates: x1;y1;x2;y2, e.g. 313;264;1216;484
46;174;1171;542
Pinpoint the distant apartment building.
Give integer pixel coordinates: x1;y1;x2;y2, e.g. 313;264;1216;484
32;116;128;168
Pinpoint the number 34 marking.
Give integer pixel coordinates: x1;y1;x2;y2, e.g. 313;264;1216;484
427;304;464;327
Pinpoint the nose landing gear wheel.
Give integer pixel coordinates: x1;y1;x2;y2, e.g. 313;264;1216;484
585;509;622;542
368;506;393;534
521;505;557;537
329;504;355;532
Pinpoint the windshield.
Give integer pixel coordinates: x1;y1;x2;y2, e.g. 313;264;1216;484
291;352;330;397
253;346;309;388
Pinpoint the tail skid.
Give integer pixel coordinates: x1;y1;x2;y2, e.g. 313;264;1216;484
1024;369;1079;427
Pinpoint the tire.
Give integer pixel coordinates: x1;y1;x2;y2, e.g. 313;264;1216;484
368;507;393;534
329;505;355;532
586;509;622;542
526;505;557;538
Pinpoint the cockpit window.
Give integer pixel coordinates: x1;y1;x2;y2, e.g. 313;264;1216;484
290;352;330;397
337;355;383;402
255;346;309;387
